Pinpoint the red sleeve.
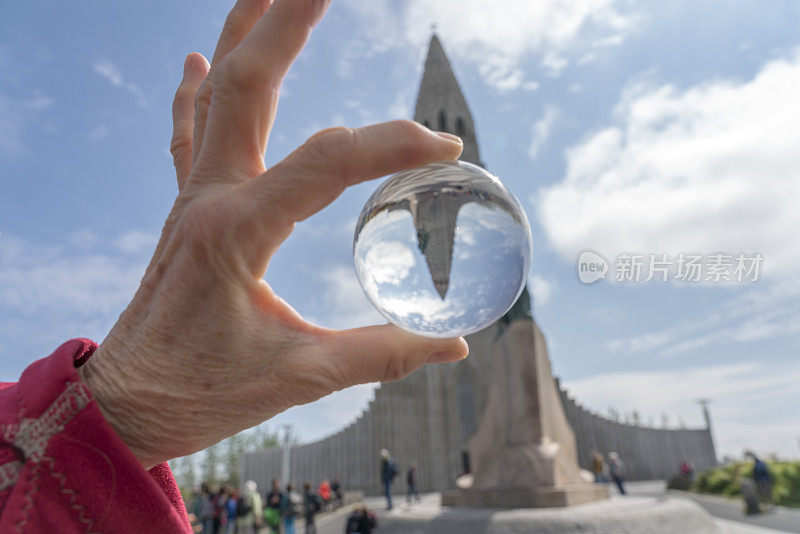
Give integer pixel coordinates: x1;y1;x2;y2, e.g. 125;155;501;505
0;339;192;533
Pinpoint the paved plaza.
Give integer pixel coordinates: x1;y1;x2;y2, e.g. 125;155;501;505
306;482;800;534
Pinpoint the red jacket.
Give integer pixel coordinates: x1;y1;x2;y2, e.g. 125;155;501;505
0;339;191;533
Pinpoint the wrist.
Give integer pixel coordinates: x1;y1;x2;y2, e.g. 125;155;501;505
78;344;164;469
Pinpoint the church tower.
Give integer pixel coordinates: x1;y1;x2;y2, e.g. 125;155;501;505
414;34;483;167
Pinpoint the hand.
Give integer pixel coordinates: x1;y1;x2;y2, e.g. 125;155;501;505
77;0;467;470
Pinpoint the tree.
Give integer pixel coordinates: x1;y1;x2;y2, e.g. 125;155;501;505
608;407;620;423
224;434;246;488
181;454;197;490
203;441;222;486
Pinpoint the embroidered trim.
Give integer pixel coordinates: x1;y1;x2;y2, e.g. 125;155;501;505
41;456;96;533
1;423;19;445
0;460;22;491
11;381;92;463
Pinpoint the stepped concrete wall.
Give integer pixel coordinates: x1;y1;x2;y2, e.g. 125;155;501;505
242;320;716;494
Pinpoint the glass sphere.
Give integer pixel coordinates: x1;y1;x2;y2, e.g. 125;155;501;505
353;160;532;338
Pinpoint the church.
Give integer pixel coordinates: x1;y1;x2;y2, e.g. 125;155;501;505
241;34;717;496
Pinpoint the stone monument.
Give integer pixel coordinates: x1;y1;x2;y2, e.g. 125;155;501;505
442;290;609;507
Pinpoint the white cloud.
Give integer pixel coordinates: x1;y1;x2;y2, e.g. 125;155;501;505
537;49;800;279
530;274;554;306
528;105;560;160
93;59;123;86
0;231;151;378
605;279;800;357
23;90;54;110
562;360;800;458
0;91;54;157
115;230;158;254
93;58;148;108
341;0;634;90
0;233;146;317
362;240;414;286
309;264;384;330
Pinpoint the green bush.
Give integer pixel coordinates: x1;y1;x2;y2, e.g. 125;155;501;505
692;461;800;508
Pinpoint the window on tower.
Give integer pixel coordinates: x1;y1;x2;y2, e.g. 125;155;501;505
456;117;465;136
438;109;447;131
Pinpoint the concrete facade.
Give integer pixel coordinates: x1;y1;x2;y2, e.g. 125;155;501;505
241;34;717;495
242;316;716;495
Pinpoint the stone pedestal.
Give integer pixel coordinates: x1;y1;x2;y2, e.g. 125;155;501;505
442;484;609;508
450;319;608;508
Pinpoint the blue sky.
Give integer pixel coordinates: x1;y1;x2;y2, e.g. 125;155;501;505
2;0;800;460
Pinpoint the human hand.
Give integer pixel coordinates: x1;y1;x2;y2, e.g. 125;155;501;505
77;0;467;470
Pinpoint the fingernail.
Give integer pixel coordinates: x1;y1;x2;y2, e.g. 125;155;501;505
435;131;462;144
183;54;193;77
427;351;465;364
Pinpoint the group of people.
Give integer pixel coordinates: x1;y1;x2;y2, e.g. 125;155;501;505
379;449;421;510
190;477;344;534
591;450;627;495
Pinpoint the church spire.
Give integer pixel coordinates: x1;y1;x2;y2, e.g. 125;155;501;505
414;34;482;167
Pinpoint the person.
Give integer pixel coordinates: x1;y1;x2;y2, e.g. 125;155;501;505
406;461;421;503
226;490;239;534
303;482;322;534
331;476;343;508
237;480;263;534
280;482;301;534
748;452;773;509
680;459;695;481
265;478;283;533
380;449;399;510
318;478;332;511
591;450;608;483
0;0;467;531
609;452;626;495
200;483;216;534
345;505;377;534
213;486;229;534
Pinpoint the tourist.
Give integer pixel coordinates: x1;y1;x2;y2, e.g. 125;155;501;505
303;482;322;534
318;478;332;510
380;449;399;510
747;452;774;509
680;459;695;481
331;476;344;508
407;461;421;503
609;452;627;495
199;483;215;534
345;505;377;533
213;486;229;534
226;490;239;534
591;450;608;483
0;0;467;530
265;478;284;533
281;483;301;534
237;481;263;534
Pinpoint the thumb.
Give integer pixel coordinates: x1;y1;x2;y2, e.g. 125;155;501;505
323;325;468;386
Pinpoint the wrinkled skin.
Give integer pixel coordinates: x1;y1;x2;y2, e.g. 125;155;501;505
78;0;468;469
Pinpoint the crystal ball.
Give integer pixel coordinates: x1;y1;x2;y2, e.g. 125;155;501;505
353;160;532;338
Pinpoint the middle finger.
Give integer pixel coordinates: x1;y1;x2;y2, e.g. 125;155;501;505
194;0;331;180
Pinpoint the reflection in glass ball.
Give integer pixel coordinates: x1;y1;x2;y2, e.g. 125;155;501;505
353;160;532;338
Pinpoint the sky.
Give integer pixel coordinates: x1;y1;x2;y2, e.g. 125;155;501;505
2;0;800;460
